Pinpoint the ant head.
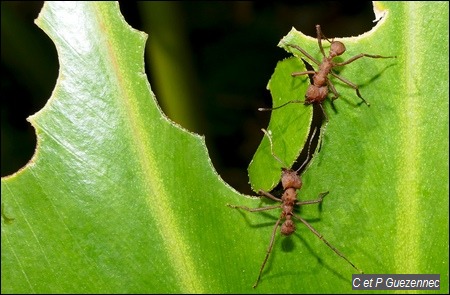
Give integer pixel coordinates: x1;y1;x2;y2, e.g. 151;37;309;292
330;41;346;57
281;168;302;190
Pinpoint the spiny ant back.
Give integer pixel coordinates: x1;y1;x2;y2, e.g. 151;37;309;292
281;168;302;190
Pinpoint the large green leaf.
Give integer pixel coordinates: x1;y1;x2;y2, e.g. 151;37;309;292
0;2;245;293
248;0;449;293
1;1;448;294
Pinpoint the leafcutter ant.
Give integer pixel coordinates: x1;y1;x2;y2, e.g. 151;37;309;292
260;24;396;120
227;128;362;288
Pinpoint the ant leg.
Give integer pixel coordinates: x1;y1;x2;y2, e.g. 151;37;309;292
296;191;329;206
326;78;340;101
258;100;305;111
227;203;281;212
318;103;329;122
335;53;396;67
291;70;316;77
315;24;333;43
286;44;321;66
315;24;329;58
325;78;340;110
253;218;282;288
330;72;370;106
316;122;326;152
296;127;318;173
292;214;363;274
258;189;283;203
227;188;282;211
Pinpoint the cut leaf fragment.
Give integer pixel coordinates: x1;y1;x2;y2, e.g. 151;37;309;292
248;57;313;192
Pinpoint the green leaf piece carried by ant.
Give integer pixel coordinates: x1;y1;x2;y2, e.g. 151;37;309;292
248;57;313;193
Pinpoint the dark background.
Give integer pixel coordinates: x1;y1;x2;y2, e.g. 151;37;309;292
1;1;377;194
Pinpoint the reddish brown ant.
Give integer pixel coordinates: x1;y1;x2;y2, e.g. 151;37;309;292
227;128;362;288
259;24;396;120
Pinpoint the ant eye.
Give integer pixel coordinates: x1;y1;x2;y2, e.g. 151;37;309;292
331;41;346;56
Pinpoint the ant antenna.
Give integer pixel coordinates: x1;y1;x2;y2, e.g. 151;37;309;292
262;127;319;174
261;128;287;167
296;127;318;173
258;100;305;112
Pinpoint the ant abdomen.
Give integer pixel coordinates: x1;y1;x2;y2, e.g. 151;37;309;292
281;218;295;236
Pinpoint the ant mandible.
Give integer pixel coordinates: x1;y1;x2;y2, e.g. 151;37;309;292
260;24;396;120
227;128;362;288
